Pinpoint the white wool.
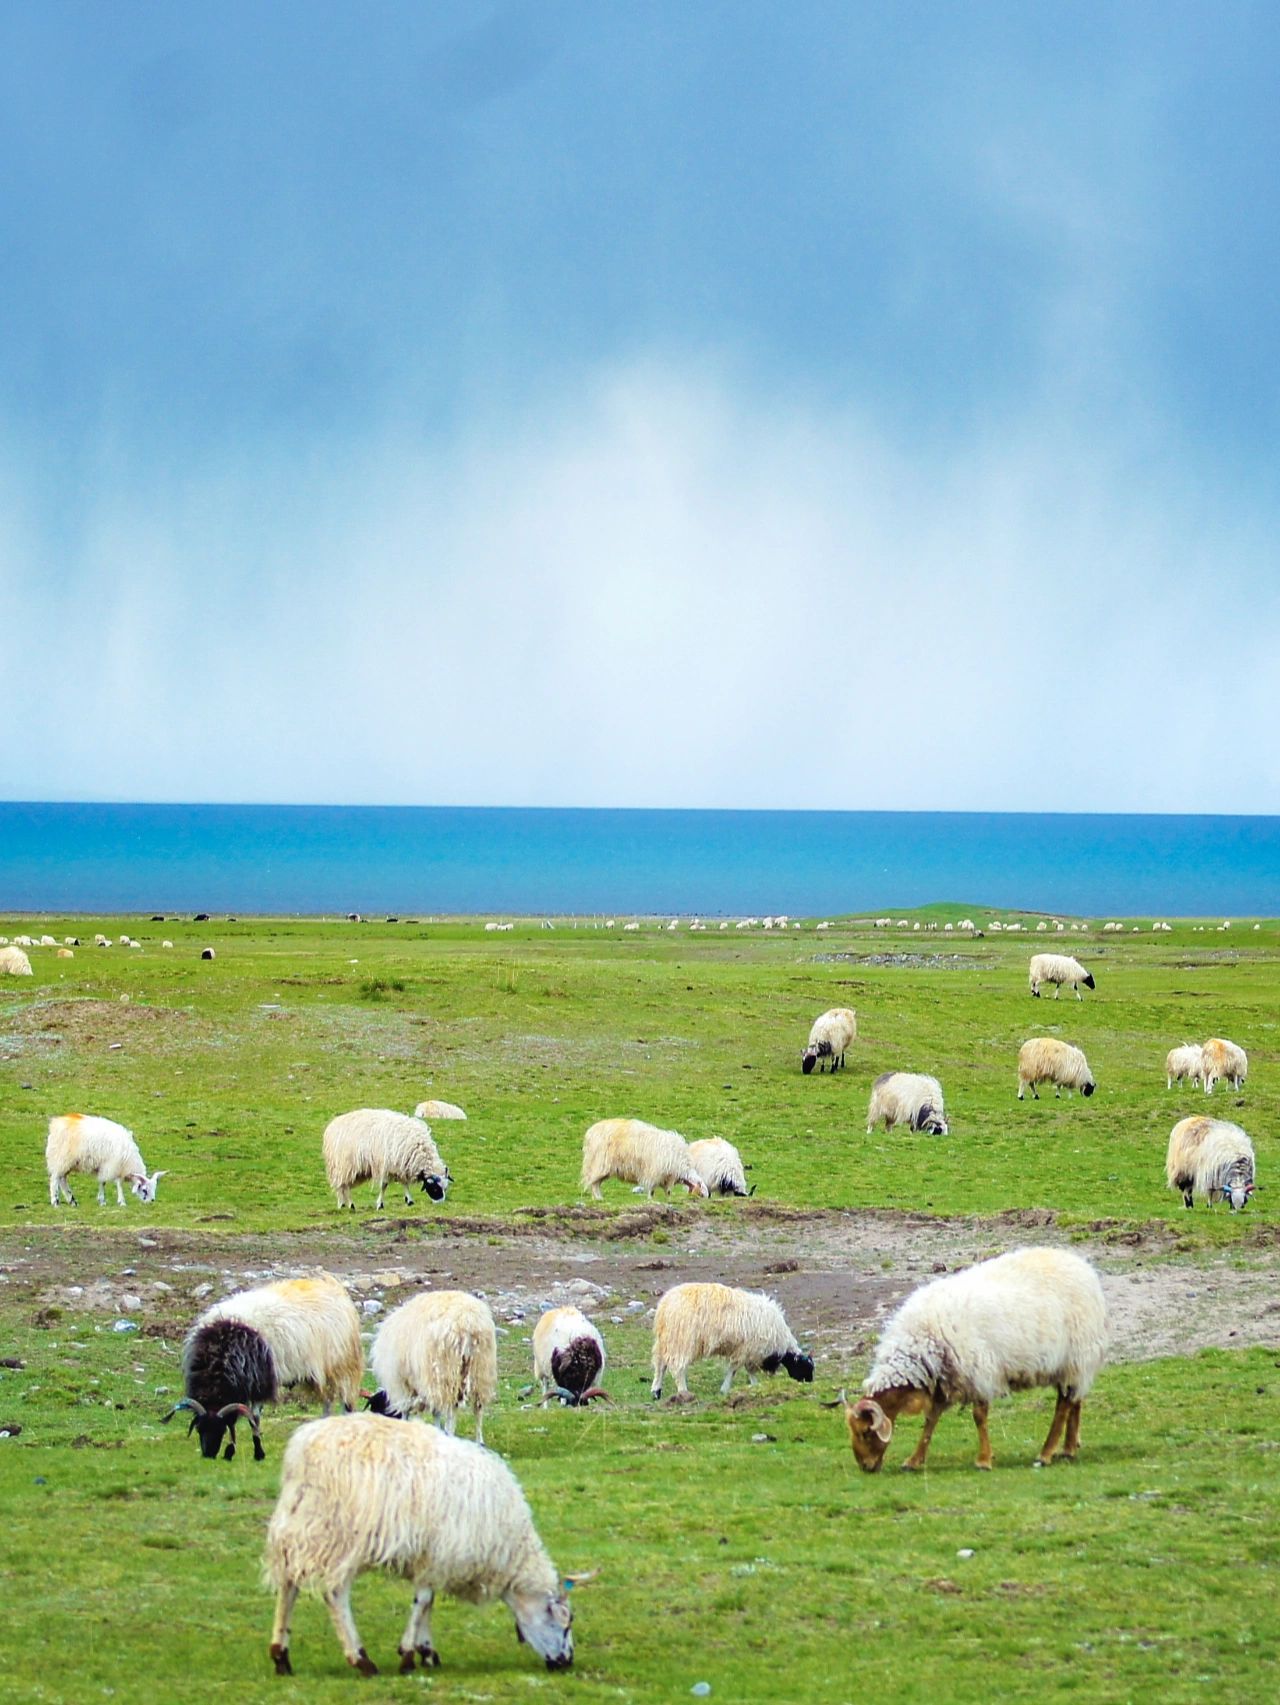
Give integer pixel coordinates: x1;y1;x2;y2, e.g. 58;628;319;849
1028;953;1094;998
197;1274;363;1409
0;945;33;976
45;1113;163;1207
413;1099;467;1121
580;1118;709;1200
1017;1037;1095;1098
1201;1037;1247;1094
866;1072;948;1135
686;1137;750;1196
802;1007;857;1071
1165;1043;1204;1090
864;1248;1108;1409
371;1291;497;1444
532;1306;606;1389
651;1283;800;1396
323;1109;449;1210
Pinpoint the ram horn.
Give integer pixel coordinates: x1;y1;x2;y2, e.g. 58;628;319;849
160;1397;207;1422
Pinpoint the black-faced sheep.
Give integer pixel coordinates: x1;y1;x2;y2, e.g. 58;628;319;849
532;1306;608;1405
687;1136;753;1196
1028;954;1095;999
801;1007;857;1074
162;1318;276;1460
1017;1038;1095;1100
866;1072;948;1135
323;1109;451;1211
369;1290;498;1444
651;1283;813;1399
193;1274;363;1412
580;1118;709;1201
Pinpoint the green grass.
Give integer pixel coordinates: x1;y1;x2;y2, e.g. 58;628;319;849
1;911;1278;1701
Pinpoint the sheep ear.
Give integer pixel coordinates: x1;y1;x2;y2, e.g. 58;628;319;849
854;1399;893;1442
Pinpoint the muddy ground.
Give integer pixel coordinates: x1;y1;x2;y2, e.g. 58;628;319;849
4;1205;1278;1371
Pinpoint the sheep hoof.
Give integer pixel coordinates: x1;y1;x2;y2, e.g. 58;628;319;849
420;1646;440;1668
352;1650;378;1677
974;1461;993;1472
270;1644;292;1676
667;1391;696;1406
398;1651;416;1674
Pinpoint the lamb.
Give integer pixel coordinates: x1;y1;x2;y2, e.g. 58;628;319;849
687;1136;753;1197
413;1099;467;1121
1028;953;1095;1000
1165;1043;1205;1090
532;1306;608;1405
1165;1116;1255;1211
580;1118;709;1201
651;1283;814;1399
866;1072;949;1135
195;1273;363;1412
1201;1037;1248;1095
1017;1038;1095;1100
323;1109;451;1211
45;1113;166;1207
841;1247;1108;1472
0;945;33;976
369;1290;498;1444
801;1006;857;1074
162;1318;276;1461
264;1414;579;1676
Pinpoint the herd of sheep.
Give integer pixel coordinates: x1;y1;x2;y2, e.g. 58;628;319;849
24;934;1263;1678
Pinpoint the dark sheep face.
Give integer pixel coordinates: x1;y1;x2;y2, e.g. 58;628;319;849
1082;1081;1096;1097
801;1051;817;1075
1083;973;1096;989
782;1350;815;1383
420;1172;449;1202
191;1413;230;1459
365;1389;405;1419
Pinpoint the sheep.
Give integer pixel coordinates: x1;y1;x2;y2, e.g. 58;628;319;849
651;1283;813;1399
413;1099;467;1122
1165;1043;1205;1090
580;1117;709;1201
196;1273;363;1413
866;1072;949;1135
162;1318;277;1461
1028;953;1095;1000
0;945;33;976
532;1307;608;1405
1201;1037;1248;1095
264;1414;580;1677
323;1109;451;1211
201;947;216;960
63;936;79;946
687;1136;753;1197
801;1006;857;1074
39;933;57;947
1165;1116;1255;1211
369;1291;498;1444
1017;1038;1095;1100
841;1247;1108;1472
45;1113;166;1207
162;938;174;948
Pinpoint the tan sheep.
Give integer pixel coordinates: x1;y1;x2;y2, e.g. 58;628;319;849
370;1291;498;1444
580;1118;709;1201
1017;1038;1095;1100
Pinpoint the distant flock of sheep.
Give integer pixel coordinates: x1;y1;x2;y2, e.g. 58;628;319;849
22;931;1264;1676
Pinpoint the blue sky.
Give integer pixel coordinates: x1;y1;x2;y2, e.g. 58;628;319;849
2;2;1278;809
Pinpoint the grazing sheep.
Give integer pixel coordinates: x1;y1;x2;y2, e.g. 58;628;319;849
687;1136;753;1197
0;945;33;976
651;1283;813;1399
369;1291;498;1444
1201;1037;1248;1095
45;1113;166;1207
1165;1117;1255;1211
265;1414;579;1677
413;1099;467;1121
1028;953;1095;1000
801;1007;857;1074
56;947;74;959
1017;1038;1095;1100
532;1307;607;1405
866;1072;948;1135
162;938;174;948
842;1247;1108;1472
323;1109;451;1211
196;1274;363;1412
162;1318;277;1461
200;947;216;960
1165;1043;1205;1090
580;1118;709;1201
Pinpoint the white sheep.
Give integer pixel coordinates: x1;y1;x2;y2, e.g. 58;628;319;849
842;1247;1108;1471
580;1118;709;1201
46;1113;166;1207
265;1415;578;1677
0;945;33;976
196;1272;364;1411
323;1109;451;1211
1028;953;1095;1000
1017;1038;1096;1100
801;1006;857;1074
532;1306;607;1404
412;1099;467;1122
370;1290;498;1444
1201;1037;1248;1095
686;1136;752;1197
39;933;57;947
866;1072;948;1135
1165;1043;1205;1090
1165;1116;1255;1211
651;1283;813;1398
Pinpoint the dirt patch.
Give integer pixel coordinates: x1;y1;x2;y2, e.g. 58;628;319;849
0;998;201;1060
812;953;982;969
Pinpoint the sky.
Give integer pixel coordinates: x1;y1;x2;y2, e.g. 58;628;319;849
1;1;1278;812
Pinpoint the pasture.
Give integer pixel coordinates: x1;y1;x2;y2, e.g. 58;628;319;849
0;911;1277;1703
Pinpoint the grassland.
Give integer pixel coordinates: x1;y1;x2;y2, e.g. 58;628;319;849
0;910;1277;1703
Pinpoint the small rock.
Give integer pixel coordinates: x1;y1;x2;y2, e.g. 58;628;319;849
931;1261;947;1273
957;1548;975;1560
692;1686;711;1698
191;1283;213;1299
112;1320;139;1334
361;1300;383;1317
120;1294;143;1311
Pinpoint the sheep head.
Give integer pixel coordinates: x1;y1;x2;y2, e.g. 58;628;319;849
801;1048;818;1074
683;1173;710;1199
843;1394;894;1472
1226;1178;1255;1212
914;1106;949;1135
130;1169;167;1202
1082;1079;1096;1097
418;1169;450;1202
508;1588;573;1672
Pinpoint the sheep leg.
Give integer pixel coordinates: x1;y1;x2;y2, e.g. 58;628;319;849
374;1177;386;1209
901;1399;945;1470
97;1180;107;1205
971;1401;993;1470
719;1364;735;1396
269;1580;299;1675
1036;1392;1072;1465
323;1584;378;1675
399;1584;439;1671
589;1182;604;1200
1063;1400;1083;1459
473;1404;485;1447
115;1179;127;1205
650;1360;666;1400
